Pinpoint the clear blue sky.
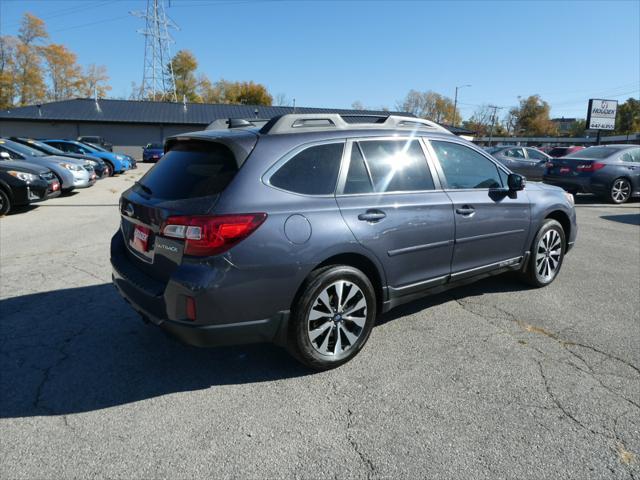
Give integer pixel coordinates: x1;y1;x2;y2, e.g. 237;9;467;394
1;0;638;120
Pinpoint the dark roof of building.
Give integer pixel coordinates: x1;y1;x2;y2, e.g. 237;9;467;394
0;98;411;125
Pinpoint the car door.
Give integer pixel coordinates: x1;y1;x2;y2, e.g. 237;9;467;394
426;139;531;279
501;147;531;176
524;148;550;180
619;147;640;193
335;137;454;293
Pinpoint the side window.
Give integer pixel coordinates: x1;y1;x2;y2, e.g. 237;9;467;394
0;146;23;160
505;148;525;158
431;141;503;189
527;149;547;161
343;144;373;194
620;148;640;163
357;139;434;193
269;142;344;195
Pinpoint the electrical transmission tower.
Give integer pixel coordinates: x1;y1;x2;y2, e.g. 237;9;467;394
131;0;178;102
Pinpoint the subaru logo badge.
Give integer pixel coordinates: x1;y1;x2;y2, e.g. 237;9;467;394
124;204;134;217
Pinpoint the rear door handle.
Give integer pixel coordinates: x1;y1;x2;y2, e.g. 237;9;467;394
358;209;386;222
455;206;475;216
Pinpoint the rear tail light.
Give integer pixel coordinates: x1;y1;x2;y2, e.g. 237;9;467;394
160;213;267;256
576;162;606;172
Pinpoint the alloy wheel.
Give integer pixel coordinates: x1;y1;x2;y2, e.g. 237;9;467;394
536;229;562;282
611;179;631;203
307;280;367;356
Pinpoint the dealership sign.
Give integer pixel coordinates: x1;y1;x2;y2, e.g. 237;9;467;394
586;99;617;130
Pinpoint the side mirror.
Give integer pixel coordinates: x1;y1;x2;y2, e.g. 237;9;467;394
0;151;10;160
508;173;526;191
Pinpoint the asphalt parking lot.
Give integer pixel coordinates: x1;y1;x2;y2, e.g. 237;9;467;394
1;163;639;479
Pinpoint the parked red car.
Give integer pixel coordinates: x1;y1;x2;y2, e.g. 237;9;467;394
547;146;585;158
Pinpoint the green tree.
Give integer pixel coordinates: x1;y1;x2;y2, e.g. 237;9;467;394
169;49;199;101
15;13;48;106
568;119;586;137
614;98;640;134
509;95;557;136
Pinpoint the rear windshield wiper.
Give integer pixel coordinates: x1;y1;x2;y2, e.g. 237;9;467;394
135;181;152;195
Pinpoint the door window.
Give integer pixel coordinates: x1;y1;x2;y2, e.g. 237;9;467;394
431;141;503;189
620;148;640;163
270;142;344;195
503;148;525;158
354;139;435;193
526;148;548;161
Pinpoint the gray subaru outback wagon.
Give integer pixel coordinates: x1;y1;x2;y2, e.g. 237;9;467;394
112;114;577;369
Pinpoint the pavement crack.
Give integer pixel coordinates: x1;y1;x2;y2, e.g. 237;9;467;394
345;407;376;479
33;325;88;417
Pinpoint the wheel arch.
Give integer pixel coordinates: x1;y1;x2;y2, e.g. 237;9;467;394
545;210;571;248
293;252;386;313
0;180;14;200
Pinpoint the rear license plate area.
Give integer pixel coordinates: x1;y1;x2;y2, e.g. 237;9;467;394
130;224;152;254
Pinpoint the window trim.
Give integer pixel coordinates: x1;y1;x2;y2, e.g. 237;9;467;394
262;138;347;198
424;138;511;192
336;136;442;196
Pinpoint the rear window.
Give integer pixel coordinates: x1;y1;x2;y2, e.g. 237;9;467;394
564;147;620;159
137;141;238;200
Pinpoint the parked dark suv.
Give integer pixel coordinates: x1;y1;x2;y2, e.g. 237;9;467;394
112;114;577;369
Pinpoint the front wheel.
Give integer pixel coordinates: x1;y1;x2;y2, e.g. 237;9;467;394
608;178;631;204
288;266;377;370
520;219;566;287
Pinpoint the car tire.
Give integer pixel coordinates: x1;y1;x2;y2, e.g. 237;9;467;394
0;188;11;216
288;265;377;370
608;178;631;204
105;162;115;177
520;219;566;288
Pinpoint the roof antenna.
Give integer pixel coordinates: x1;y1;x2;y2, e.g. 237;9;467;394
37;104;42;117
254;108;259;119
292;98;296;114
94;86;101;113
183;94;187;112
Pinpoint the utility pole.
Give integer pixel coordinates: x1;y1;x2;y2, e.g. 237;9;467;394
453;84;471;127
131;0;179;102
487;105;503;146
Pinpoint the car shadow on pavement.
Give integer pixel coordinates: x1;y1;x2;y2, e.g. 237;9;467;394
600;213;640;226
1;274;532;419
0;284;310;419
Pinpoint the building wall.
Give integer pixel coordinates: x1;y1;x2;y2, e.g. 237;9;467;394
0;120;206;145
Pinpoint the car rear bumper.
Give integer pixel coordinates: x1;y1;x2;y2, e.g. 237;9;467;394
110;231;284;347
543;175;608;194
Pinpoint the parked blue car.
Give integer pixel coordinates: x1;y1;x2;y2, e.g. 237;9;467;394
42;139;132;175
143;143;164;163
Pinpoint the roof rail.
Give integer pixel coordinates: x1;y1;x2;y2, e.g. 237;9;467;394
206;118;270;130
259;114;452;135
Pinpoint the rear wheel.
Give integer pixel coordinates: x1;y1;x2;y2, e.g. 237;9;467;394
608;178;631;204
105;162;115;177
0;188;11;216
520;219;565;287
288;265;376;370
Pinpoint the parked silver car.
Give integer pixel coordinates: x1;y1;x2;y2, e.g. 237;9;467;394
486;146;551;181
0;139;95;193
